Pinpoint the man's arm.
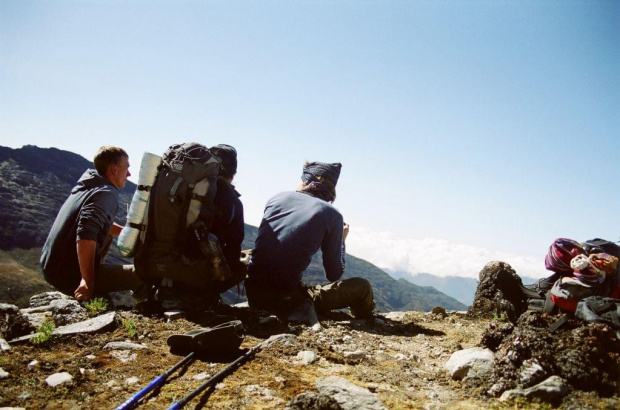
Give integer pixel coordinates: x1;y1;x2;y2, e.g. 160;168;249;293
322;216;346;282
75;239;97;301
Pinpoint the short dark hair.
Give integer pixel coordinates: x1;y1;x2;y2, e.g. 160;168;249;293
93;146;128;176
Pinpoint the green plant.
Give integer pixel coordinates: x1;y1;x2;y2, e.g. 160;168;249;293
492;311;508;322
122;318;138;338
84;297;108;316
31;319;57;345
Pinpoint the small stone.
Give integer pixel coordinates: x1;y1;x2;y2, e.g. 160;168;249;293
18;391;31;400
125;377;140;385
104;341;147;350
275;376;285;383
28;360;39;369
0;302;19;313
85;355;96;360
342;335;353;343
46;372;73;387
106;380;118;388
110;351;138;363
192;372;211;381
0;367;9;378
431;306;447;317
0;338;11;352
343;351;365;360
297;350;317;365
394;353;407;361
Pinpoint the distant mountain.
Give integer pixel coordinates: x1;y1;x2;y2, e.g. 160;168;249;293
391;271;541;306
0;145;466;312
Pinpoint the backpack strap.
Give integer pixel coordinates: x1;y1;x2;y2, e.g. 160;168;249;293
548;313;569;332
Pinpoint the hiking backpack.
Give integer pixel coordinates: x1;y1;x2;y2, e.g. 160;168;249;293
575;296;620;329
532;238;620;314
134;142;232;291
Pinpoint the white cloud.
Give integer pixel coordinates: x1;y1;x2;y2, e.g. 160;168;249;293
346;226;549;279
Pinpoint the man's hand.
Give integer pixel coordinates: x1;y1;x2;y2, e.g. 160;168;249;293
343;222;350;242
74;279;93;301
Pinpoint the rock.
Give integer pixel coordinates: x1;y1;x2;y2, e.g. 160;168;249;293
45;372;73;387
0;303;19;314
110;350;138;363
28;360;39;369
500;375;568;405
30;292;70;308
431;306;447;317
444;347;495;381
104;341;147;350
124;377;139;385
382;312;407;321
108;291;136;309
192;372;211;381
51;299;87;326
343;351;365;360
296;350;317;365
286;391;343;409
8;311;118;344
519;359;547;386
19;306;53;314
0;367;9;378
18;391;31;400
1;338;11;351
19;311;52;329
85;354;96;360
315;376;386;409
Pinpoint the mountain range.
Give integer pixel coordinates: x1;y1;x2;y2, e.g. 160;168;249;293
0;145;466;311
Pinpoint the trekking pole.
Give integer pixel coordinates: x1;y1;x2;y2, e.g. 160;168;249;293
167;334;290;410
115;352;196;410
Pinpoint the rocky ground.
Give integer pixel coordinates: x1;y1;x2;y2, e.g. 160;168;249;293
1;261;619;409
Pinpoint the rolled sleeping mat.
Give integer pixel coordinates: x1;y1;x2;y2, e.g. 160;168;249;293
117;152;162;257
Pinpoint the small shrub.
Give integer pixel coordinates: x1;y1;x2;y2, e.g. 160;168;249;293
31;319;57;345
84;298;108;317
122;318;138;338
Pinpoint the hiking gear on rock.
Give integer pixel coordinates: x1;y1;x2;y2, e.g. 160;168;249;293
135;142;232;291
116;321;246;410
166;320;245;353
116;352;196;410
168;334;292;410
117;152;162;257
549;276;606;313
581;238;620;259
575;296;620;329
544;238;586;275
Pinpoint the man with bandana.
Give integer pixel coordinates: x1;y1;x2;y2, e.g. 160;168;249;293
245;161;375;319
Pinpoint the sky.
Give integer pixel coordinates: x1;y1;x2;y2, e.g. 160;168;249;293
1;0;618;280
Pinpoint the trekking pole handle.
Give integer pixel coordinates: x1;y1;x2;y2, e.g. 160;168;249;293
116;352;195;410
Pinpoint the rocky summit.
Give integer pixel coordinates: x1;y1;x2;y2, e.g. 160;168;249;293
1;270;620;410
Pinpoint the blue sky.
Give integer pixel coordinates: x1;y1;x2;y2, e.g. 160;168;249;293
1;1;618;278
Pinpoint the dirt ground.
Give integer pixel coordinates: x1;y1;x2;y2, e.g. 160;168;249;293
2;302;619;409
